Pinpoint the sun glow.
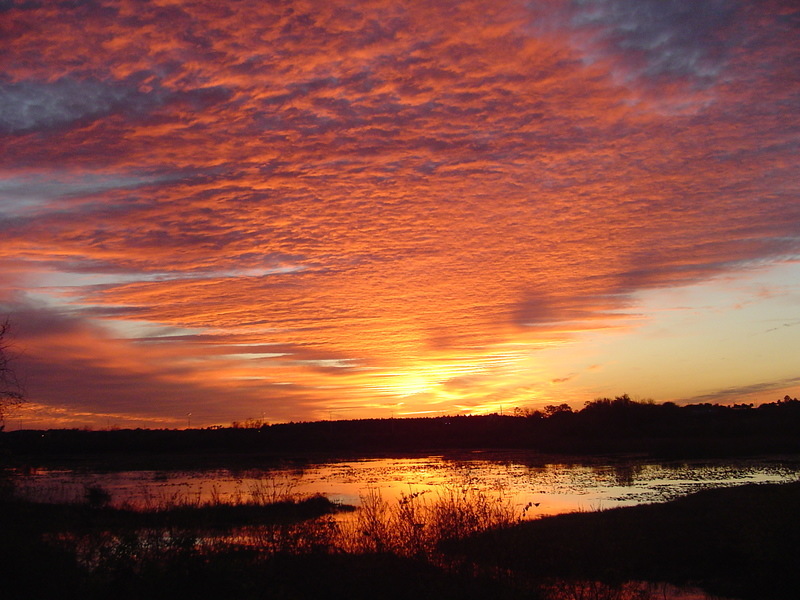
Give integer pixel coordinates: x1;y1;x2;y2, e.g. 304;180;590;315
2;0;798;428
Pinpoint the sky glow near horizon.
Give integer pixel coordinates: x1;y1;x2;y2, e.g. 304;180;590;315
1;0;798;429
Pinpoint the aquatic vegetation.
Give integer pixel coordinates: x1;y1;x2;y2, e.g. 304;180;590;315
340;485;525;559
4;462;800;599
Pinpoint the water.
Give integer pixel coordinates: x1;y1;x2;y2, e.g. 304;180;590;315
10;452;797;600
10;451;800;517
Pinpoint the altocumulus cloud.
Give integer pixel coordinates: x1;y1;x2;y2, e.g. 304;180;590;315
568;0;740;84
0;77;166;134
0;0;798;426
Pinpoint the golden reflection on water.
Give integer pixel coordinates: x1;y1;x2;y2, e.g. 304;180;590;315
15;454;777;600
12;453;800;517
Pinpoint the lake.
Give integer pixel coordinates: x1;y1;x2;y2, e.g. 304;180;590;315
10;451;800;517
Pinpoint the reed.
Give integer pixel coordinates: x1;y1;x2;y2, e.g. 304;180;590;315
339;485;525;558
12;479;797;599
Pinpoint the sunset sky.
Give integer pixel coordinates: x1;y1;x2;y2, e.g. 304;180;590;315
1;0;798;429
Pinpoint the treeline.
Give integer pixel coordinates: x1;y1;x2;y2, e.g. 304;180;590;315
3;395;800;459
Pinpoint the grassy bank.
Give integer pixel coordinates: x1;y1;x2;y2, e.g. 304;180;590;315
0;487;523;600
450;480;800;600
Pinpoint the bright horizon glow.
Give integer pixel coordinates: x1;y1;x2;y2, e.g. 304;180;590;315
1;0;798;429
535;261;800;405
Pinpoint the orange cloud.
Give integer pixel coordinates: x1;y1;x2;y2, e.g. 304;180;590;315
2;0;798;427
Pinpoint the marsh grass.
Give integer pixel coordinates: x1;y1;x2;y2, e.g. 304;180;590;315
340;484;525;558
2;472;350;580
3;475;536;600
13;476;526;573
9;472;793;600
10;471;303;511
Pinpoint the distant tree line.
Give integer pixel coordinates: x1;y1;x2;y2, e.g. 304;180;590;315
3;394;800;459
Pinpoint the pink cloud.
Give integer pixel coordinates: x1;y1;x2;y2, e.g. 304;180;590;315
1;0;798;426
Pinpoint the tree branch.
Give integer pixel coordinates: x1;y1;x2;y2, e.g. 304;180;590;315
0;318;24;426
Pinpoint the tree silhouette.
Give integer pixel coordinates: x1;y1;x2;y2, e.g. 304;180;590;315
0;318;24;428
542;403;572;417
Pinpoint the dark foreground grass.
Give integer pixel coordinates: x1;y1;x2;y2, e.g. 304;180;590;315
1;542;522;600
0;494;337;600
447;480;800;600
0;491;524;600
4;481;800;599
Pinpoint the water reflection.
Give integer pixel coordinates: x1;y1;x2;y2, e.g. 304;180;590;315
11;452;800;519
10;454;791;600
539;579;730;600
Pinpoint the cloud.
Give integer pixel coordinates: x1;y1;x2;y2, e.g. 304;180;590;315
1;295;354;426
0;1;43;14
568;0;739;84
1;0;798;426
0;77;166;134
685;377;800;404
0;170;179;219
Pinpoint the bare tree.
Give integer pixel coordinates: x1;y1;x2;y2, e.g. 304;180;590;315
0;318;24;428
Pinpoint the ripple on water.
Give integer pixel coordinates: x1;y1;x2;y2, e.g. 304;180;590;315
10;454;800;514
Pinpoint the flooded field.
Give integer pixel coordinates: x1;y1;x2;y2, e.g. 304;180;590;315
10;451;800;517
6;452;800;600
